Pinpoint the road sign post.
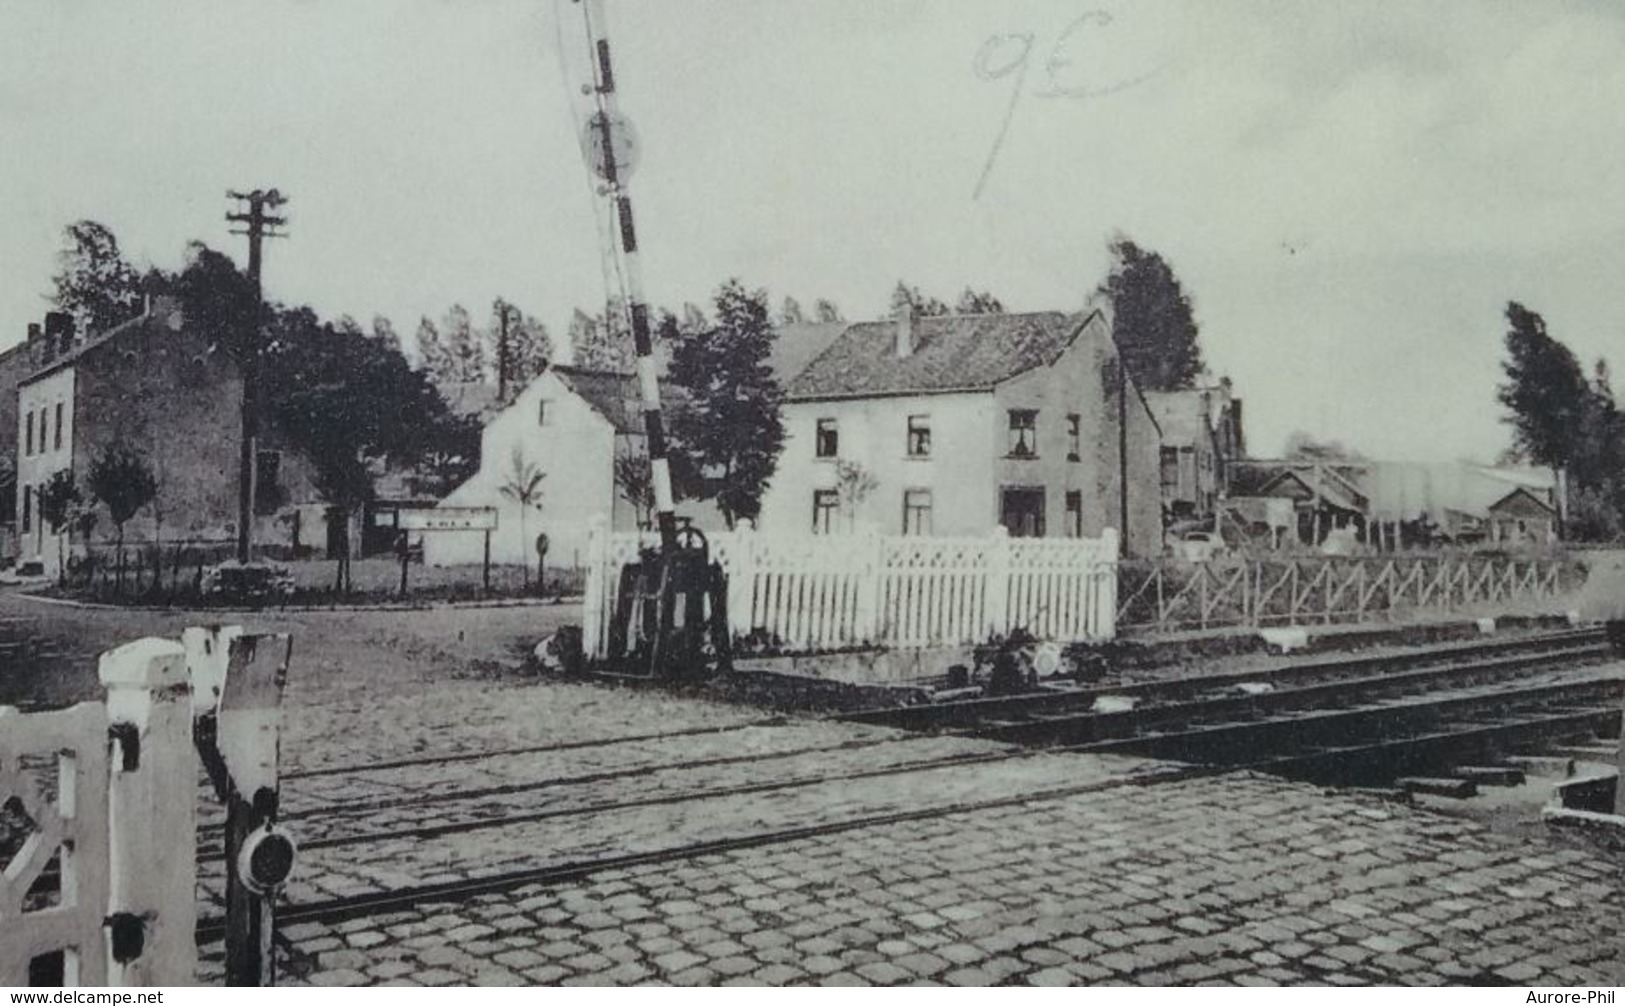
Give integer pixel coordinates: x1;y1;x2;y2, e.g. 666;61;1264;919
371;507;499;598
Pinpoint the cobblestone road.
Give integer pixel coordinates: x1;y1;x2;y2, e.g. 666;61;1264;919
199;769;1625;987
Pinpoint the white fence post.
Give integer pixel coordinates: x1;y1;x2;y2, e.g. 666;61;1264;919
987;525;1012;637
725;523;756;643
99;637;197;986
854;530;882;645
581;515;609;660
1097;527;1120;640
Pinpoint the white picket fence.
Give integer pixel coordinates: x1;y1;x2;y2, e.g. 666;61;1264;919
582;520;1119;658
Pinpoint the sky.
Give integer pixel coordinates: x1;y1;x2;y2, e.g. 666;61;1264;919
2;0;1623;463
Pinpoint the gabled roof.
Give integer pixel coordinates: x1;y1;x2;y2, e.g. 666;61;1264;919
20;305;166;385
549;365;696;434
1487;486;1556;518
769;322;846;387
787;311;1088;400
1258;468;1368;512
1142;390;1212;446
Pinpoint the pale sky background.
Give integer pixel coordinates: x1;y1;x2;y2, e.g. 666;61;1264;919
2;1;1623;462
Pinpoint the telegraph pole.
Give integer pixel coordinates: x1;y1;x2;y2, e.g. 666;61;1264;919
226;189;287;564
497;299;511;403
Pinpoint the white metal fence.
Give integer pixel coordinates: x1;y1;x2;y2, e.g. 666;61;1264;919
582;520;1120;658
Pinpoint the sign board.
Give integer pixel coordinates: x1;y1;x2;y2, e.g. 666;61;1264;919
583;110;639;183
378;506;498;532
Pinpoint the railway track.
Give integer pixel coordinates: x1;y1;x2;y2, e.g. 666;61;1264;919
191;627;1622;939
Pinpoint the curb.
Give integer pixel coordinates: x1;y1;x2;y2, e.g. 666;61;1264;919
9;590;584;616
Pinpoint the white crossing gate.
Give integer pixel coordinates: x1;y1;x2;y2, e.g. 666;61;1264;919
1;640;198;986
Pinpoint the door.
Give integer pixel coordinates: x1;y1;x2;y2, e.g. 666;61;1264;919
1000;487;1046;538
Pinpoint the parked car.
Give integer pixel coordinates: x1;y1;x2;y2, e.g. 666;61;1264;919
1174;531;1227;563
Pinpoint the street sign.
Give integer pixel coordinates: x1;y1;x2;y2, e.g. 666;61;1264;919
385;507;498;532
583;110;639;183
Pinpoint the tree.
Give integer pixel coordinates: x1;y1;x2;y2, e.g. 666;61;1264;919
488;298;552;398
890;282;950;318
88;445;157;593
956;288;1005;314
37;470;81;585
834;460;879;532
1095;236;1204;391
813;299;845;324
170;242;260;364
1497;302;1589;470
665;280;786;527
441;304;484;384
779;296;805;325
415;316;452;378
370;315;403;355
497;448;546;588
266;307;476;589
570;302;634;371
614;451;655;529
51;220;143;336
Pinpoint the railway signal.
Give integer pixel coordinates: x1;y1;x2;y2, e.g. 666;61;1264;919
566;0;729;678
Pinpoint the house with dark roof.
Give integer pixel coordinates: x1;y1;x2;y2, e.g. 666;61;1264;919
756;309;1165;556
13;297;321;575
423;365;724;568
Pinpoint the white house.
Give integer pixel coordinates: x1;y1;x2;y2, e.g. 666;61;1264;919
423;366;721;569
755;309;1166;556
422;321;848;570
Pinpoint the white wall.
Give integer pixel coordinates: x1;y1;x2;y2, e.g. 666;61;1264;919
425;371;618;569
757;392;996;537
17;368;75;572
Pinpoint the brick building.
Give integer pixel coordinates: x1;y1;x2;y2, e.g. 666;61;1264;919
756;309;1165;556
14;297;317;574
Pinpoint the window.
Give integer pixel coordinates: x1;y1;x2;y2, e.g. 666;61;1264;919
24;411;33;456
902;489;933;535
255;450;283;515
812;489;839;533
1065;491;1083;537
815;418;838;458
906;415;931;457
53;403;62;451
1007;410;1038;458
20;485;30;534
38;409;47;457
537;399;550;426
1066;414;1081;461
1000;487;1045;537
1160;446;1180;498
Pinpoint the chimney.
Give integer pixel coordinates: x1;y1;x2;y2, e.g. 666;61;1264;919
895;305;918;359
44;311;74;356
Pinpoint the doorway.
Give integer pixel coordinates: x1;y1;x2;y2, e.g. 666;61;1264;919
1000;487;1046;538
